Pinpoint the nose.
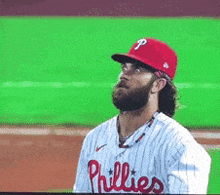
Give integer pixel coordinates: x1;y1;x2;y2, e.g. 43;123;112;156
119;72;129;81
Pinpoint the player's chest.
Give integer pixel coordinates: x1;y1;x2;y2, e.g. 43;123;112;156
88;143;166;193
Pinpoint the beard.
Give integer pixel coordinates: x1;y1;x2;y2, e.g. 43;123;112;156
112;78;155;112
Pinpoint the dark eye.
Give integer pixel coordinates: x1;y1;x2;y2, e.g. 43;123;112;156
134;64;145;73
121;64;126;70
135;65;143;70
134;66;142;74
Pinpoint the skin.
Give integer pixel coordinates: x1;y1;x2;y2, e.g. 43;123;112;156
115;62;167;137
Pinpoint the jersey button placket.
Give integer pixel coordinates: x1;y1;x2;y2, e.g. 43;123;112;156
114;147;127;160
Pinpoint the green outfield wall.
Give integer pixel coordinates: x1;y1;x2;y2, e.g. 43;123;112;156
0;17;219;127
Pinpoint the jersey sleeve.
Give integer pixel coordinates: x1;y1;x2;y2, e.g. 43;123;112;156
73;136;92;193
167;141;211;194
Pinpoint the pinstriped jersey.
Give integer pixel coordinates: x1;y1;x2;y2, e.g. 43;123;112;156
73;112;211;194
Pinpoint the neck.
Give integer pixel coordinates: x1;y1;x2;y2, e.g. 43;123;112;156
118;103;158;137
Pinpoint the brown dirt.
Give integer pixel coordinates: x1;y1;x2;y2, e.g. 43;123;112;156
0;129;217;192
0;134;84;192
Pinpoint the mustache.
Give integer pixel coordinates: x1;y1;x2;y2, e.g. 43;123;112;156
115;80;129;88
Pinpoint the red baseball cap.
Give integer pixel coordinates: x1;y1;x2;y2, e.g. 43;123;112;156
111;38;178;79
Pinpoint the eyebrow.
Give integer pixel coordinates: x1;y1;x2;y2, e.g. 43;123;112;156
136;62;155;72
120;61;156;73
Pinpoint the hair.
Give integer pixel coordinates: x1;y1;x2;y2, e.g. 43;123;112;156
156;72;178;118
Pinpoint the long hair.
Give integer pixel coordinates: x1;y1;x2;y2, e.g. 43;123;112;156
156;72;178;118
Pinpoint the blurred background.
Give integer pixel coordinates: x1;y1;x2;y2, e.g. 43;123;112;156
0;0;219;193
0;0;219;128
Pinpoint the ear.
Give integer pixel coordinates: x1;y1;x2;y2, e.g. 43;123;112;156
151;78;167;94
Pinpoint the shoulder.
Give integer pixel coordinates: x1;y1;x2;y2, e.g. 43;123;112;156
155;112;194;141
155;112;184;129
155;112;210;161
82;116;117;146
87;116;117;137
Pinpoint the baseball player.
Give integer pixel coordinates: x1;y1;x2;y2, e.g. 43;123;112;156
73;38;211;194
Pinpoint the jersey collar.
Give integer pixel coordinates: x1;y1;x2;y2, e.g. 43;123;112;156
112;111;161;148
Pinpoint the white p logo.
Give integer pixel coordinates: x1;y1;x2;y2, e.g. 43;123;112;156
134;39;147;50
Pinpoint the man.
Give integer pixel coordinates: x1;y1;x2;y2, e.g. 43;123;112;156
73;38;211;194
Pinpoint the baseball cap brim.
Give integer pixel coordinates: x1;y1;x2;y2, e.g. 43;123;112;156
111;53;156;70
112;53;141;63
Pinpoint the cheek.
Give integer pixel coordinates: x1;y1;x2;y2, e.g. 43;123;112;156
137;74;154;87
142;74;153;80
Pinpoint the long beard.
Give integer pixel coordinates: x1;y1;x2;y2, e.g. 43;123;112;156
112;79;154;112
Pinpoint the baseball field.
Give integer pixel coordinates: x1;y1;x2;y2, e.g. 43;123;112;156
1;17;219;127
0;8;219;193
